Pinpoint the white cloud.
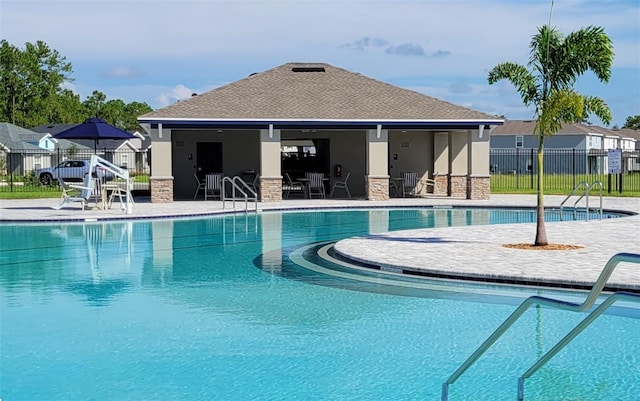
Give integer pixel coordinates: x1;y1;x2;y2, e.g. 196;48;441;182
157;84;197;107
100;66;143;79
340;37;389;51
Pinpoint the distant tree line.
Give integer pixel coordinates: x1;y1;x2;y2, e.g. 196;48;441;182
0;40;152;131
623;115;640;130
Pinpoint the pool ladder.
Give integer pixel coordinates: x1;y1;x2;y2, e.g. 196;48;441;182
222;176;258;213
441;252;640;401
559;181;603;221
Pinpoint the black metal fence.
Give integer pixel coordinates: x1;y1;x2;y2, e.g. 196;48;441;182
1;148;151;193
3;147;639;195
490;148;640;194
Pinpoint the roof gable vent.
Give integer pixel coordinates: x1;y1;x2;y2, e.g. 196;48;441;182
291;67;325;73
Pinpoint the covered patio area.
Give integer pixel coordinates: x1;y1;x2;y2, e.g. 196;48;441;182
138;62;502;202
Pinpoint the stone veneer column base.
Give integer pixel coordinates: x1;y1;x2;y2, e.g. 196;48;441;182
260;176;282;202
468;175;490;200
449;174;467;198
366;175;390;201
434;175;448;196
150;176;174;203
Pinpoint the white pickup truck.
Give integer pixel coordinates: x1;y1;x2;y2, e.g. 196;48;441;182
37;160;113;185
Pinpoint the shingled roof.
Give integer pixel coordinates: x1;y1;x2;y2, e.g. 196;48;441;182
0;122;47;150
140;62;498;124
491;120;617;136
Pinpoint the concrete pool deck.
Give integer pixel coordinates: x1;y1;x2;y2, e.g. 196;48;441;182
1;194;639;291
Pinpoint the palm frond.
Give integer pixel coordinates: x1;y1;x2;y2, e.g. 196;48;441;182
563;26;614;83
583;95;612;126
536;89;584;136
488;62;539;105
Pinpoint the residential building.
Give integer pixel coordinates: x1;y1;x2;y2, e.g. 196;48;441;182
489;120;639;174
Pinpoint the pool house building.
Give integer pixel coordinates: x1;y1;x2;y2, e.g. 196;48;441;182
138;62;503;202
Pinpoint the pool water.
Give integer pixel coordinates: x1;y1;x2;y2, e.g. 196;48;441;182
1;208;638;401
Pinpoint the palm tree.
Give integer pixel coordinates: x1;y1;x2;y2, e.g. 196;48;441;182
488;25;613;246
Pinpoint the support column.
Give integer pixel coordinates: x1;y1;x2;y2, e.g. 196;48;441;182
433;132;449;196
259;126;282;202
467;126;491;199
450;131;468;198
147;123;174;203
365;126;389;200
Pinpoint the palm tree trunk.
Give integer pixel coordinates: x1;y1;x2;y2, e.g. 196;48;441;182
535;135;548;246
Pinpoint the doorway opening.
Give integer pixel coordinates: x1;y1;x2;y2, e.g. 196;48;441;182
196;142;223;179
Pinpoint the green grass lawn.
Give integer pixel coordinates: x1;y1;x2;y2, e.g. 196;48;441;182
0;175;151;199
491;173;640;197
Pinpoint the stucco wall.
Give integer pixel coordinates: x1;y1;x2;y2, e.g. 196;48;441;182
388;130;434;184
171;129;261;199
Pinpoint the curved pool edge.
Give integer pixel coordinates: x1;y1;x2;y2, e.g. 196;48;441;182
333;213;640;293
0;194;638;223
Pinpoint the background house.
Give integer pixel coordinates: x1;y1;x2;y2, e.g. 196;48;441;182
31;124;151;174
0;122;53;176
1;121;151;192
489;120;639;174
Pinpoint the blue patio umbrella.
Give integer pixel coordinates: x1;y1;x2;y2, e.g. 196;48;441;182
52;117;136;152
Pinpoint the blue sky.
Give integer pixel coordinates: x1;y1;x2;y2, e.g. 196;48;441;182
2;0;638;127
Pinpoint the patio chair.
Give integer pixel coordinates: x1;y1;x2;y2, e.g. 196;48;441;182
424;172;439;194
204;173;222;200
52;175;98;211
402;172;418;197
306;172;326;199
389;177;402;198
107;181;135;211
193;173;206;199
283;173;304;198
330;172;351;198
241;170;257;188
246;174;260;196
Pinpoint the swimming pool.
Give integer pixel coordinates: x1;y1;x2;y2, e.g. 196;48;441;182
1;208;638;400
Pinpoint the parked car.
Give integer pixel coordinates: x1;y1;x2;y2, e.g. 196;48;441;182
36;160;114;185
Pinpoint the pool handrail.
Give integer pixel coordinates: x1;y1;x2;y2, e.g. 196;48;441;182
560;180;603;221
222;176;257;213
441;252;640;401
517;290;639;401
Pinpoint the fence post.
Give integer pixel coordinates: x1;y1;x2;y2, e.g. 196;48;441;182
516;147;520;189
9;152;14;192
530;148;534;189
619;173;623;193
572;149;576;189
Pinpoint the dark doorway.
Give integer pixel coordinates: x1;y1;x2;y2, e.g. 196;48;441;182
196;142;223;179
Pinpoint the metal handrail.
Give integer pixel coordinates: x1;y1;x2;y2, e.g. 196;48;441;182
222;176;257;213
587;181;603;220
517;291;639;400
560;181;603;221
441;252;640;401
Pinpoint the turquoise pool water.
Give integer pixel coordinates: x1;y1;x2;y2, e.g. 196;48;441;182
1;208;638;401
